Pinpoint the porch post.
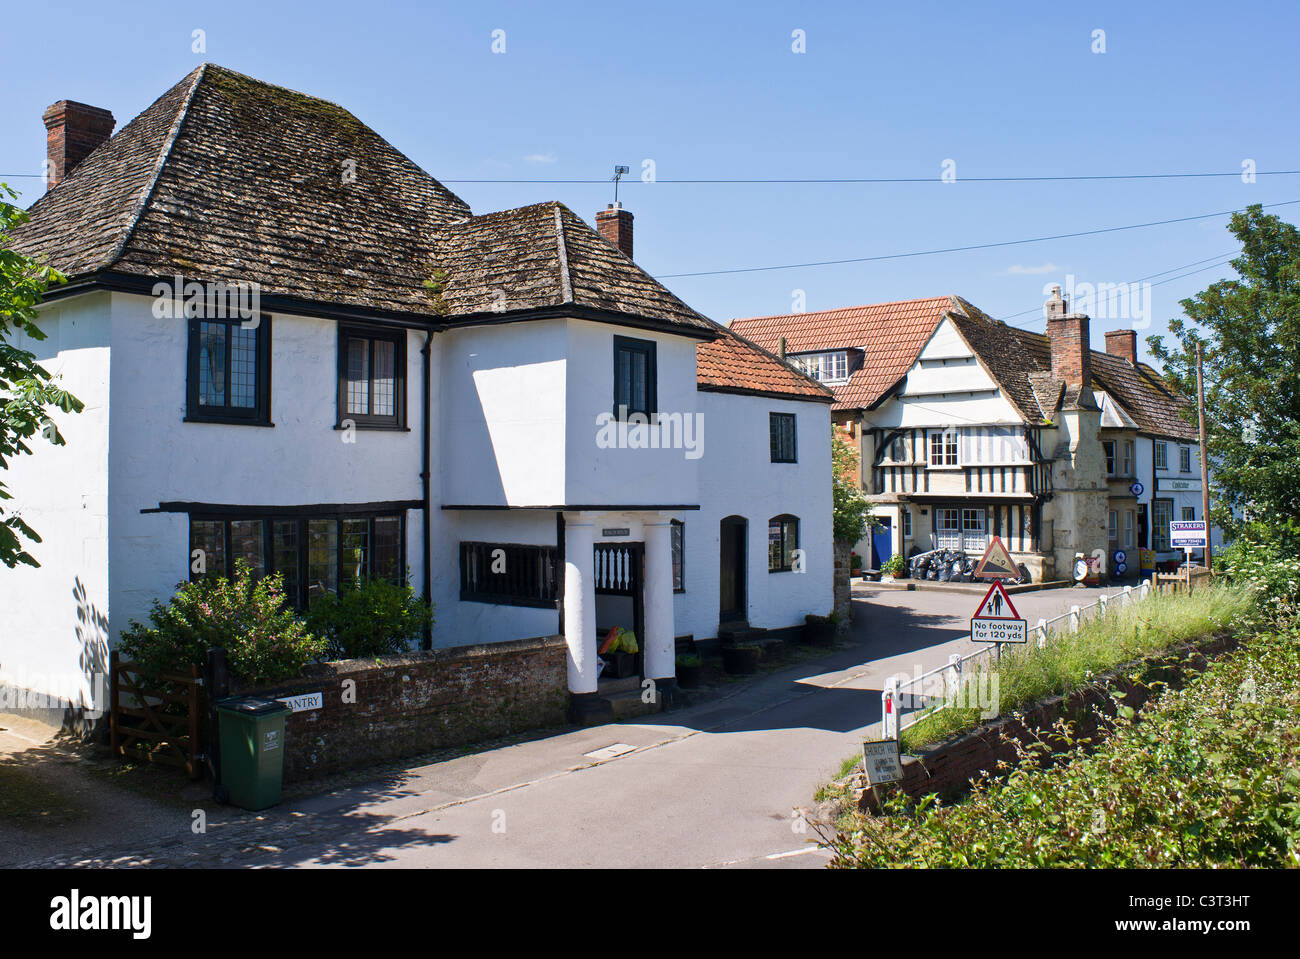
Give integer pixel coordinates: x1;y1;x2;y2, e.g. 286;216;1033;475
643;520;677;704
563;520;598;696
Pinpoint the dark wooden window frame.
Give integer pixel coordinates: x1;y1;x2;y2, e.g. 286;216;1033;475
671;519;685;593
769;411;797;463
188;509;406;609
768;513;800;573
612;334;658;421
336;325;408;430
459;541;558;608
185;313;273;425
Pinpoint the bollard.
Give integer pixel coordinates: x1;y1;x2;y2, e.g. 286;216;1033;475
883;677;899;742
1036;618;1048;649
1069;605;1081;633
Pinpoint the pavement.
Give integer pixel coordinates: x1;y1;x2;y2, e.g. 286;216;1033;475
2;583;1124;869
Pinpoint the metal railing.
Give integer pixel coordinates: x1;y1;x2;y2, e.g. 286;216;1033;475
881;581;1154;741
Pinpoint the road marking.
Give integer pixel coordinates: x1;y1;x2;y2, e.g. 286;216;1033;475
583;743;637;760
766;846;830;860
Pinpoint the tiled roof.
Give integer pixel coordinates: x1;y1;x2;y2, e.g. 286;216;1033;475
431;201;713;333
696;322;833;402
731;294;1196;435
11;64;714;336
729;296;958;411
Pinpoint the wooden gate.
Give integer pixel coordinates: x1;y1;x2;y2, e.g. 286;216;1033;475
109;650;204;780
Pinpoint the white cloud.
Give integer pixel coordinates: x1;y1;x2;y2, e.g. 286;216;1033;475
1004;262;1060;275
524;152;558;165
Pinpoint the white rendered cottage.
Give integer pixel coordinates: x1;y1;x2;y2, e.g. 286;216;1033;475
0;65;833;727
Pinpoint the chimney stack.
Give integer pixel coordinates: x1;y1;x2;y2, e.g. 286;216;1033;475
595;202;634;259
1044;284;1092;389
1104;328;1137;365
43;100;114;191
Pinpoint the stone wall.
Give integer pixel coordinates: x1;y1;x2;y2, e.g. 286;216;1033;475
234;635;568;782
833;539;854;636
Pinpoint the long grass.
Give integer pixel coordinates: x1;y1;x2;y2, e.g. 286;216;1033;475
899;583;1255;752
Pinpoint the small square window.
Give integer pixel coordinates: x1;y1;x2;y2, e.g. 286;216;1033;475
768;515;800;572
187;315;272;424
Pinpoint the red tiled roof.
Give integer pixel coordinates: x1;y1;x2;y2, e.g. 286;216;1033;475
696;322;833;402
729;297;958;411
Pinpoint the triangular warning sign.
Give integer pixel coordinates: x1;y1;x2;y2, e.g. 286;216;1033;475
973;579;1020;620
974;535;1019;580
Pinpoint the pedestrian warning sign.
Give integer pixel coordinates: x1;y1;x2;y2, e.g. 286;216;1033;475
974;535;1020;580
971;579;1027;644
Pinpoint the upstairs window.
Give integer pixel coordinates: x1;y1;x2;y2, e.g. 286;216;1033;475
770;412;797;463
1122;440;1134;476
338;327;405;429
1103;440;1117;475
768;515;800;572
928;429;958;467
186;315;271;424
793;351;849;383
1179;446;1192;473
613;335;657;420
1154;441;1168;471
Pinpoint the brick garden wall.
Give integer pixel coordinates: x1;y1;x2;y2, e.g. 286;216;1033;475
235;635;568;782
895;631;1238;802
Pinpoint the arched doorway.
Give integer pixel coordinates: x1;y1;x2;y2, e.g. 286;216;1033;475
719;515;747;624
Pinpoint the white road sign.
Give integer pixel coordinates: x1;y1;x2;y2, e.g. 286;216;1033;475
971;579;1028;644
862;739;903;785
1169;520;1207;549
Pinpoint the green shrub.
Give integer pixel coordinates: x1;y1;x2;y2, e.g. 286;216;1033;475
824;616;1300;868
676;653;701;668
119;562;325;685
304;576;433;659
882;553;905;576
1217;520;1300;618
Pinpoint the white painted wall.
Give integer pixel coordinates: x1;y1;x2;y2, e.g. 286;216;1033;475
0;293;112;719
439;320;568;506
563;319;702;506
674;391;833;639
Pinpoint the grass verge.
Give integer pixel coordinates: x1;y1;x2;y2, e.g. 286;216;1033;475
899;584;1253;752
821;610;1299;867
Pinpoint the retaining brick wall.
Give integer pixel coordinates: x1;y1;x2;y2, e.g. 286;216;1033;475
895;631;1238;802
234;635;568;782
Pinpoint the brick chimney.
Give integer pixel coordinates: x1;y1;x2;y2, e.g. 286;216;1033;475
42;100;115;190
595;202;634;259
1104;328;1137;365
1044;284;1092;389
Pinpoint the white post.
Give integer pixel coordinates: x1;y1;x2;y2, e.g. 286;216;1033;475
883;678;899;741
1124;584;1133;606
1069;605;1081;633
946;652;961;705
642;520;676;690
1099;593;1108;617
1036;618;1048;649
563;520;598;695
1140;580;1151;601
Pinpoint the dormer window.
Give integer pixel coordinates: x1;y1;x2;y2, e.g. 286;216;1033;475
792;351;849;384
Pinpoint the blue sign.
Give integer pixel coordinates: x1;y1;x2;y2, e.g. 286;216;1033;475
1129;482;1144;497
1114;550;1127;565
1116;562;1128;574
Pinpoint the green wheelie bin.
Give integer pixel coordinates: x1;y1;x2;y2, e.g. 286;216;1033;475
215;696;291;810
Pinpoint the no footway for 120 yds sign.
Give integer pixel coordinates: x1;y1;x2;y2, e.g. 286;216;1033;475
971;579;1028;644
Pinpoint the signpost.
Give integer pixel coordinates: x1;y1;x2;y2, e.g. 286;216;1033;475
861;739;903;786
970;537;1028;663
1169;520;1208;590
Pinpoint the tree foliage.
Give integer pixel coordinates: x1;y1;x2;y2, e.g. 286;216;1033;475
0;184;84;568
832;425;870;543
1147;204;1300;546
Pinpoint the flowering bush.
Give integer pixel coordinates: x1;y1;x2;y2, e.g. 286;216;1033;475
1217;520;1300;620
119;562;326;685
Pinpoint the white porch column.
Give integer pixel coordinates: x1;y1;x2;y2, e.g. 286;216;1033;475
643;520;676;688
564;520;598;695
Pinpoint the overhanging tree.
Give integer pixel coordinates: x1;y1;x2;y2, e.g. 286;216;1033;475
1;184;84;568
1147;203;1300;547
832;424;871;543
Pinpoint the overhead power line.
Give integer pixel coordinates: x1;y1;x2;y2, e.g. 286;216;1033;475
3;168;1298;184
654;199;1299;280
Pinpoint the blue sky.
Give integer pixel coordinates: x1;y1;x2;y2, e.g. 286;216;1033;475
4;0;1297;364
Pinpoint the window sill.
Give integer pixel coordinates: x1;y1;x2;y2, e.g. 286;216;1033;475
769;568;794;574
334;422;411;432
184;415;275;427
771;458;798;465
